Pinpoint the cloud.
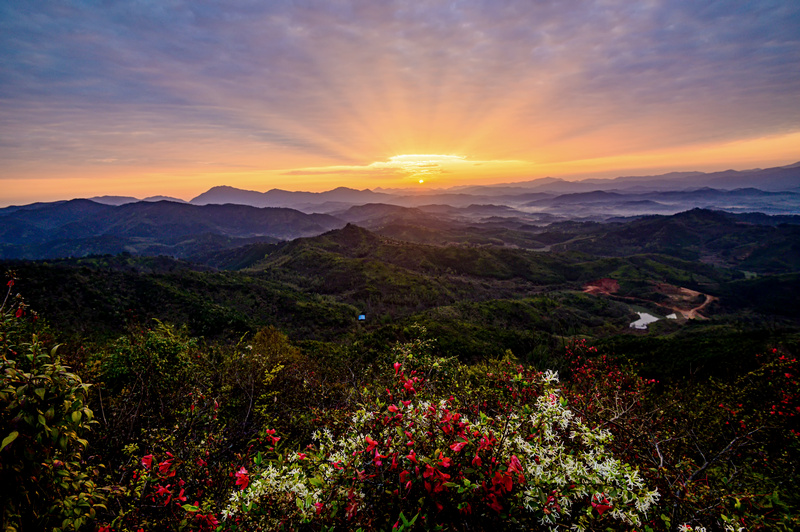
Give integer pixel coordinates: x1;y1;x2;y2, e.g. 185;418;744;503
281;154;523;182
1;0;798;194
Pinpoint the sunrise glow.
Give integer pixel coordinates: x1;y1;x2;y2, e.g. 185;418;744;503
0;2;798;206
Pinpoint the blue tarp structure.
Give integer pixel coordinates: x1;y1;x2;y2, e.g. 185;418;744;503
358;314;366;321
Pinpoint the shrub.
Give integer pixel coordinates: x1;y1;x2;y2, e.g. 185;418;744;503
222;340;659;530
0;279;105;531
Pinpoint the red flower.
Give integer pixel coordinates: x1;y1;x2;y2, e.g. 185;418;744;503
142;454;153;470
297;452;307;460
394;362;402;375
388;405;399;413
235;467;249;490
155;484;172;505
6;280;13;287
15;308;23;318
472;454;482;467
450;441;468;452
373;449;387;466
591;493;613;515
406;449;418;464
158;458;174;476
492;471;513;492
437;453;451;467
487;494;503;512
365;436;378;453
477;434;494;451
507;455;523;474
264;428;280;445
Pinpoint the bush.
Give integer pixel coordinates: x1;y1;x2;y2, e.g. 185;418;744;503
0;279;105;531
222;339;659;530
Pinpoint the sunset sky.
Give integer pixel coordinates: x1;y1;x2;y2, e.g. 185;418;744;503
2;0;799;206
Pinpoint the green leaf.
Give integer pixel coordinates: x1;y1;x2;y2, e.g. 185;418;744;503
182;504;199;512
71;411;82;424
1;431;19;451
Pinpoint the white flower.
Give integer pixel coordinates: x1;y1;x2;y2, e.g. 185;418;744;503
542;369;560;384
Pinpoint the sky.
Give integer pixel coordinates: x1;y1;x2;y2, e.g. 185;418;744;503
1;0;799;206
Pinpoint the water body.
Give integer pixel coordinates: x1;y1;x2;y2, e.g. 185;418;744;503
630;312;660;330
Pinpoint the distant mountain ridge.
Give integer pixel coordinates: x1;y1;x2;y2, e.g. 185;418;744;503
450;161;800;194
177;161;800;212
89;195;188;205
0;199;344;260
31;161;795;214
1;160;799;261
190;185;391;209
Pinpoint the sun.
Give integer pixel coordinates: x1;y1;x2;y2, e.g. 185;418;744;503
387;154;465;180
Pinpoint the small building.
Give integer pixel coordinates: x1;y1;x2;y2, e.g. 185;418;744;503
358;314;366;321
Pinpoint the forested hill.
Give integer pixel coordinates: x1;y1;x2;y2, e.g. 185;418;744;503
2;208;800;531
540;208;800;271
0;199;344;259
5;219;799;374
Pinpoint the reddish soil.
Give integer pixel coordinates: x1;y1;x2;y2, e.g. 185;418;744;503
583;278;620;295
654;283;717;320
583;279;717;321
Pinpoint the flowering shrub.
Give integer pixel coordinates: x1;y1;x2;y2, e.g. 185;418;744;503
560;339;800;531
0;277;105;531
222;342;659;530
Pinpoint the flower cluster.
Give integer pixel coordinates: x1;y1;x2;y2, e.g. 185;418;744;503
223;354;658;530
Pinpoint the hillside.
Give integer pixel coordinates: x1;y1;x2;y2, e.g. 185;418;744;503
541;209;800;272
0;200;344;259
4;214;800;531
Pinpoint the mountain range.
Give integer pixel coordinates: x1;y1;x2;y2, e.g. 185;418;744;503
0;200;343;260
1;161;799;262
58;161;798;213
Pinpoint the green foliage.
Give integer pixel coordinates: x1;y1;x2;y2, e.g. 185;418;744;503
561;339;800;531
223;338;659;530
0;282;105;531
3;218;800;531
99;320;201;444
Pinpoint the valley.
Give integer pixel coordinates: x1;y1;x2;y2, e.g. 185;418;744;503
2;164;799;531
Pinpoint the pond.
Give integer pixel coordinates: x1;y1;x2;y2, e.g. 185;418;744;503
630;312;660;330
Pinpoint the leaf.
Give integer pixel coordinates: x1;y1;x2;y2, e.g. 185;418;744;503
1;431;19;452
182;504;199;512
71;411;82;424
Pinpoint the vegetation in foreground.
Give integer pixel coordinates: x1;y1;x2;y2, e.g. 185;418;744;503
2;272;799;532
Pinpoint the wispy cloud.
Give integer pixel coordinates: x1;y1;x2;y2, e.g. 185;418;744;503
1;0;798;201
282;154;526;184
